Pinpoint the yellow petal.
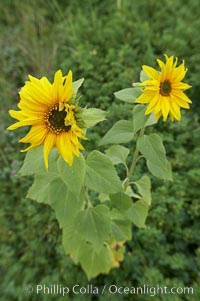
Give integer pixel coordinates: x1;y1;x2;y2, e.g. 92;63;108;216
158;55;174;82
67;131;81;156
56;132;74;165
78;141;85;150
19;125;48;145
8;110;27;121
135;91;151;104
155;111;162;121
22;82;52;107
153;95;162;114
169;112;175;122
170;101;181;121
27;79;53;105
165;55;174;70
173;96;190;109
172;82;192;90
145;94;160;114
62;70;74;103
52;69;63;102
18;92;48;112
21;144;38;152
161;98;170;121
140;79;159;90
157;59;165;69
172;90;192;103
59;102;65;111
68;131;82;156
165;56;175;79
64;70;73;87
172;57;178;68
142;65;159;80
171;62;187;82
43;132;56;170
7;117;44;130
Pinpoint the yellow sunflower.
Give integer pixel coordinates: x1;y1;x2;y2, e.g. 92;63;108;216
7;70;86;169
135;55;192;121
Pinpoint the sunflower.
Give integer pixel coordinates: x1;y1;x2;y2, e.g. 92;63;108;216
7;70;86;169
135;55;192;121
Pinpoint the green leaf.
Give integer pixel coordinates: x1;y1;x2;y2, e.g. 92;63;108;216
19;146;59;176
126;200;149;228
62;224;85;263
124;185;141;199
27;173;63;205
99;193;109;203
140;70;149;82
105;145;129;166
85;151;122;194
109;193;133;241
99;120;134;145
63;230;124;278
57;154;86;196
132;105;149;133
133;175;152;205
27;171;84;229
111;209;132;241
52;189;84;229
132;105;157;134
138;134;165;163
62;205;119;278
60;191;87;263
137;134;172;181
147;160;172;181
79;108;107;128
110;192;132;211
145;112;157;127
72;78;84;94
78;243;118;279
114;88;142;103
74;205;111;253
19;146;45;176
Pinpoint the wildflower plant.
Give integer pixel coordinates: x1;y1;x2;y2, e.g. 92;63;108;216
7;55;191;279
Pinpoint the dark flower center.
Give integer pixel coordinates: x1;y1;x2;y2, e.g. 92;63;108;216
160;80;171;96
45;106;71;134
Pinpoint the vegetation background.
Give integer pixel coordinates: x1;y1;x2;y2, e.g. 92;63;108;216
0;0;200;300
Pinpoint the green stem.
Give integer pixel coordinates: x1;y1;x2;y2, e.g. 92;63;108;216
124;127;145;190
